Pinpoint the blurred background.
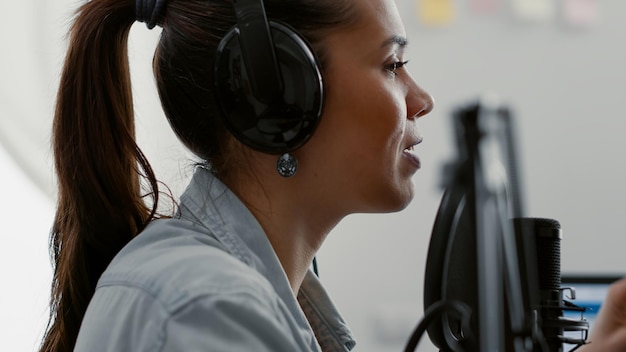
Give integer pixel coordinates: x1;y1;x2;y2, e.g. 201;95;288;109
1;0;624;351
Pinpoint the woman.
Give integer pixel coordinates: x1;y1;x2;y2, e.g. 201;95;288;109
40;0;433;351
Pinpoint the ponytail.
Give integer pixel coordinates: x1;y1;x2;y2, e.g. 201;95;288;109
40;0;159;351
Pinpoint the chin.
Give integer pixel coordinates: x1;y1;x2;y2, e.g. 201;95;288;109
394;181;417;211
390;194;415;212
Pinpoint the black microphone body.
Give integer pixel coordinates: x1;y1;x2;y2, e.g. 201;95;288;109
536;218;563;351
514;217;589;351
515;217;564;351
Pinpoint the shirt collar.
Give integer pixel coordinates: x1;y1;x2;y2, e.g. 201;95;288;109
177;167;355;351
298;271;357;351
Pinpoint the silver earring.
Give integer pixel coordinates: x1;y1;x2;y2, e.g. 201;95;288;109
276;153;298;177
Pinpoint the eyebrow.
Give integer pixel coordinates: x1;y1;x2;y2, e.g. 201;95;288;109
381;35;408;48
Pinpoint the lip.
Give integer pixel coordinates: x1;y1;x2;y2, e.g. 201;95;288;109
402;137;423;169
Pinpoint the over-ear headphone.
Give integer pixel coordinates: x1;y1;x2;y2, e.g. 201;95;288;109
214;0;324;154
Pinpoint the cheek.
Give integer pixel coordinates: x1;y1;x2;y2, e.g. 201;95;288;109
357;92;407;149
329;76;404;126
320;68;407;152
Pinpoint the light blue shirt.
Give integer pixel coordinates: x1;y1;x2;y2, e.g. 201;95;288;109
74;167;355;351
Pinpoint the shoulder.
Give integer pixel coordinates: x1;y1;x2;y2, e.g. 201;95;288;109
99;217;278;310
76;218;295;351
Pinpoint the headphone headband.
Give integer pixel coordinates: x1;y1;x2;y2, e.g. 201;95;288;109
232;0;281;102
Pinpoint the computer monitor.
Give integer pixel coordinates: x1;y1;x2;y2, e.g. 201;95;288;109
561;274;623;350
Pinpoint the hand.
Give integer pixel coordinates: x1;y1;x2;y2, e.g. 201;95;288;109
578;277;626;352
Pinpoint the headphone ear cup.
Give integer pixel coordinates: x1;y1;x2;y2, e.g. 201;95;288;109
214;21;324;154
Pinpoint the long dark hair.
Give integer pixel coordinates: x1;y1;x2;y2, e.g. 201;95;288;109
40;0;355;351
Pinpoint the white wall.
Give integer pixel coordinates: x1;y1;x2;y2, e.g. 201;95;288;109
1;1;625;351
0;146;54;352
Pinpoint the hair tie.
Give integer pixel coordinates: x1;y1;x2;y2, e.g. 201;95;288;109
136;0;167;29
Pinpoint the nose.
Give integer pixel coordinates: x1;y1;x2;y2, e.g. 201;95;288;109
406;78;434;120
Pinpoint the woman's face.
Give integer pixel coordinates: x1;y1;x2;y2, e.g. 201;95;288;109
299;0;434;214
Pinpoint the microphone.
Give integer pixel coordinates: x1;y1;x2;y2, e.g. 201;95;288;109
413;98;588;352
513;217;589;351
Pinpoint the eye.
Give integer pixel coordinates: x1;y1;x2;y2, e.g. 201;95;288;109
384;60;409;76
